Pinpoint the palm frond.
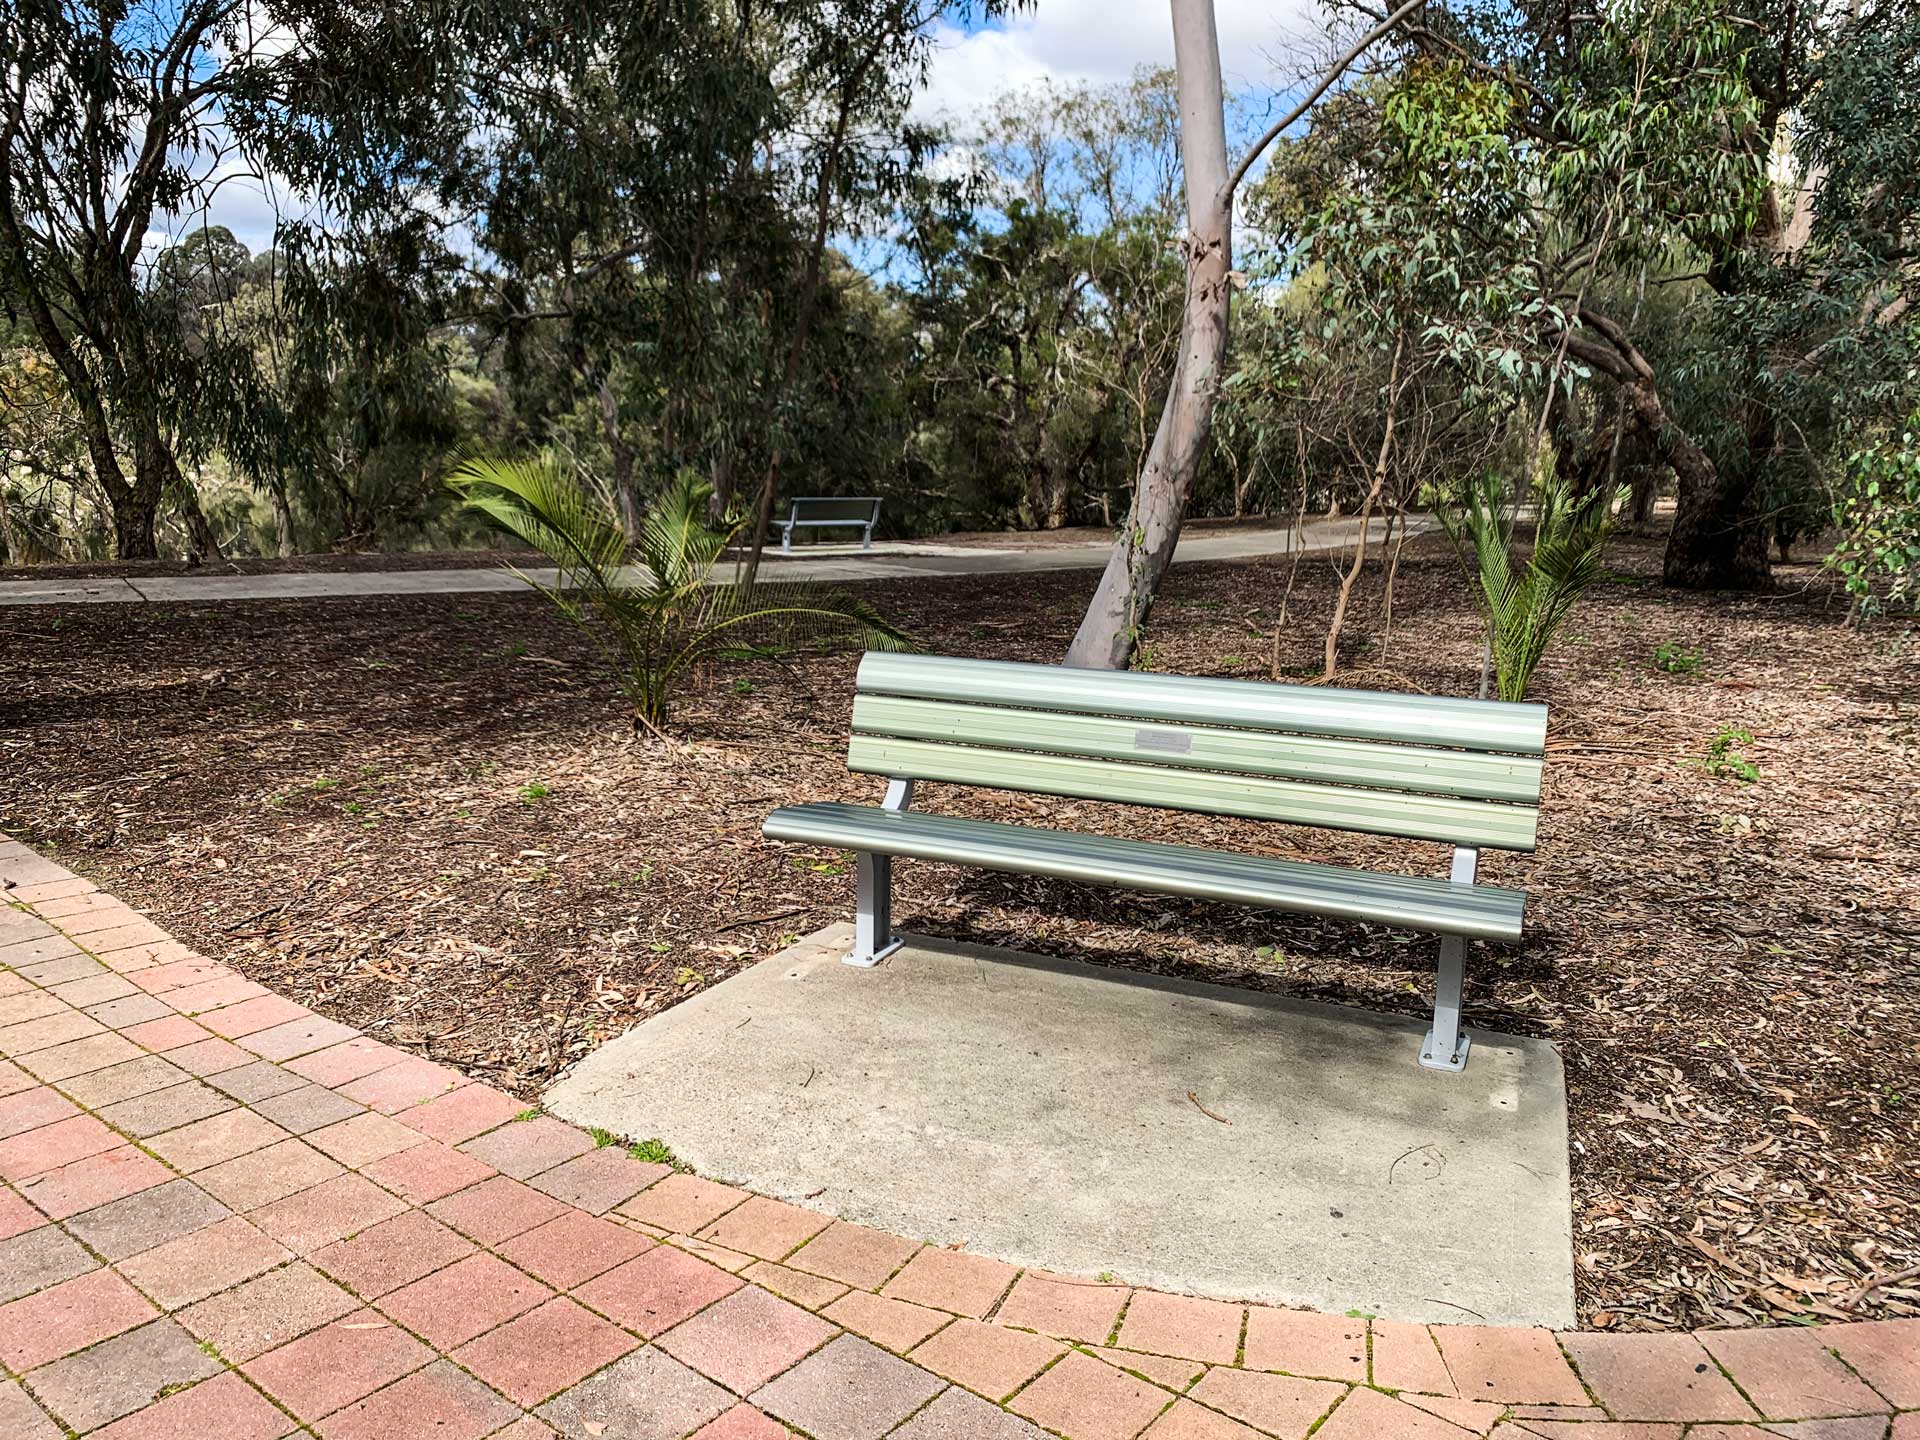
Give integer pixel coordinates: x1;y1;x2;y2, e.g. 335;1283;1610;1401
449;452;914;729
1444;460;1618;701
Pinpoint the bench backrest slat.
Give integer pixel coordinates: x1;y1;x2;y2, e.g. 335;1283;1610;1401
852;694;1543;803
851;653;1546;853
788;497;882;524
847;735;1538;850
857;653;1545;755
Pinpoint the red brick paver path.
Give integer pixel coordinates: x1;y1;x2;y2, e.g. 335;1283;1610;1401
2;837;1914;1438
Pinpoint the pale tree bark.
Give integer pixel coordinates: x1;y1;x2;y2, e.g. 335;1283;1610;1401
597;376;641;535
1064;0;1231;669
1064;0;1426;668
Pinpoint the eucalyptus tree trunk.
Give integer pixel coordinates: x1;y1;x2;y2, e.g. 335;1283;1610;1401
162;454;226;563
1064;0;1230;669
268;477;297;557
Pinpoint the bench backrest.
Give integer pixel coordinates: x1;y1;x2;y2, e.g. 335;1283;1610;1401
788;497;881;524
848;653;1547;852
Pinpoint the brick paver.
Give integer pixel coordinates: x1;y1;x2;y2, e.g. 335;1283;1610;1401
376;1250;553;1348
1008;1348;1172;1440
241;1308;436;1421
753;1334;947;1440
428;1173;572;1244
116;1214;292;1307
1116;1288;1245;1365
537;1348;733;1438
1827;1319;1920;1408
177;1260;358;1360
252;1171;409;1252
0;1223;94;1302
911;1315;1064;1400
312;1207;476;1297
6;848;1915;1440
250;1080;368;1133
407;1081;529;1144
1242;1306;1366;1380
62;1177;231;1260
1699;1324;1890;1419
745;1256;851;1309
495;1205;654;1288
1188;1366;1346;1434
789;1219;922;1291
576;1242;746;1336
881;1244;1018;1319
24;1318;225;1431
620;1169;750;1232
460;1114;596;1178
88;1370;295;1440
321;1358;520;1440
1435;1323;1589;1405
993;1270;1127;1344
824;1288;953;1353
659;1283;839;1393
17;1142;170;1218
0;1267;159;1371
1560;1331;1757;1421
452;1296;639;1405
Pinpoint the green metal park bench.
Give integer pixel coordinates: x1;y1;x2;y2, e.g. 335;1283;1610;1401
763;653;1547;1072
778;496;883;553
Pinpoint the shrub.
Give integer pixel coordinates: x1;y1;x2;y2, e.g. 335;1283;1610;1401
1830;422;1920;622
1444;463;1620;701
449;457;911;730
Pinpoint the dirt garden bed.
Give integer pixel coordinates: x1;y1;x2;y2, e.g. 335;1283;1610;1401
0;534;1914;1333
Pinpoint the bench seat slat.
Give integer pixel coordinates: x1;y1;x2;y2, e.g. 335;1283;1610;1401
764;802;1527;941
846;735;1539;851
858;653;1547;755
852;694;1543;803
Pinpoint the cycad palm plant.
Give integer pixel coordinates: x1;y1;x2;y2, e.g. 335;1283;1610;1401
1444;461;1619;702
449;455;911;730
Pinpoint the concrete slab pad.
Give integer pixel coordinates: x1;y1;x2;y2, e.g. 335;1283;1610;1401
546;924;1573;1327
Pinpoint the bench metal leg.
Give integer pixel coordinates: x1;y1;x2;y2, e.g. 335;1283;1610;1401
850;852;903;966
862;524;873;551
847;777;912;967
1420;934;1472;1071
780;524;794;555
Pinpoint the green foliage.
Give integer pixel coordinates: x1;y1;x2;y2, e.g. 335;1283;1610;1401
1652;642;1703;675
448;455;911;728
1445;463;1620;701
1829;422;1920;621
1702;725;1759;783
626;1138;688;1170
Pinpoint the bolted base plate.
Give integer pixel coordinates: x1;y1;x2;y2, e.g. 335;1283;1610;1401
844;938;906;969
1419;1028;1472;1072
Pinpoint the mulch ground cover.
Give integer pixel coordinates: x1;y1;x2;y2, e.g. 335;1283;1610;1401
1;533;1914;1333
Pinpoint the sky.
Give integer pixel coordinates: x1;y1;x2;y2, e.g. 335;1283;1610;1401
184;0;1326;256
915;0;1322;122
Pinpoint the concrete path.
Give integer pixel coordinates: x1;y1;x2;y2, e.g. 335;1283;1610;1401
0;517;1435;607
547;926;1575;1329
3;840;1916;1439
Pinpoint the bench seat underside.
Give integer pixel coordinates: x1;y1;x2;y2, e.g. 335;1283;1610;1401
764;801;1525;943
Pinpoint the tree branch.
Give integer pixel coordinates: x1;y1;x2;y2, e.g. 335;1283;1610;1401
1220;0;1427;204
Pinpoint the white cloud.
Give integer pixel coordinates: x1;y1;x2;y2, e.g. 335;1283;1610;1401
915;0;1331;123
